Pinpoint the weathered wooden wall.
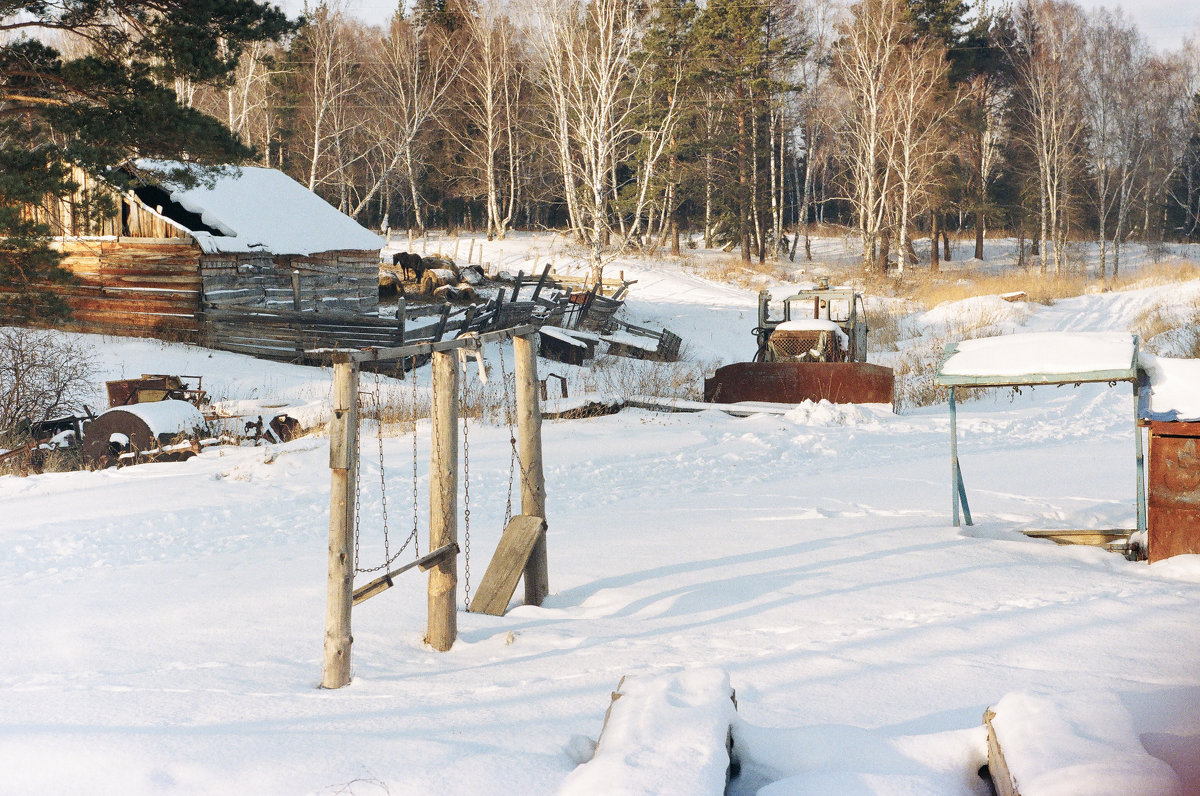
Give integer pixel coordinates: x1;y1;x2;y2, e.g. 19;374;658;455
200;251;379;314
52;238;202;339
25;166;191;240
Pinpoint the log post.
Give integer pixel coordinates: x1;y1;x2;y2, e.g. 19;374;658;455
291;270;302;311
323;360;359;688
427;349;459;651
514;334;548;606
396;297;406;346
468;239;475;265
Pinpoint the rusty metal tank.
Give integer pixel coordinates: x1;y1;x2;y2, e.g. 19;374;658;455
1146;420;1200;562
704;361;896;405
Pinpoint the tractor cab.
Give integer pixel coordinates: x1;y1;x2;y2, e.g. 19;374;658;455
754;287;869;364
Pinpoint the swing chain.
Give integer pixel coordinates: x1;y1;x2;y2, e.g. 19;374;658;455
355;369;420;577
411;355;421;557
353;390;363;572
498;343;519;529
375;371;391;566
461;360;472;610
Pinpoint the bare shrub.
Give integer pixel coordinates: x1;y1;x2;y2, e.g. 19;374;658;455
891;305;1007;410
580;355;707;402
0;327;96;435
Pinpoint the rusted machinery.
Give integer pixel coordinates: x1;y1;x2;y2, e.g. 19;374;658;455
105;374;206;408
704;285;894;405
82;399;208;467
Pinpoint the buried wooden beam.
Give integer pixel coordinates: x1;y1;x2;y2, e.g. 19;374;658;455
468;516;546;616
983;710;1018;796
1021;529;1133;547
352;543;460;606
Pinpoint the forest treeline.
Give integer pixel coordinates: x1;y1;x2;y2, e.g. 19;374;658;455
15;0;1200;285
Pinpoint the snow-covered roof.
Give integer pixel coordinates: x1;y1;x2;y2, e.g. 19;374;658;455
133;161;383;256
937;332;1139;386
1139;353;1200;422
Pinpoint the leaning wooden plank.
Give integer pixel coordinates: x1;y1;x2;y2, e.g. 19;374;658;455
468;515;546;616
559;670;738;796
984;692;1180;796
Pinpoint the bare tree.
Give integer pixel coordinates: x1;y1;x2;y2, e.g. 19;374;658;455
529;0;647;284
834;0;908;271
360;13;465;229
1008;0;1085;273
883;33;960;277
290;3;365;204
448;1;526;240
789;0;836;261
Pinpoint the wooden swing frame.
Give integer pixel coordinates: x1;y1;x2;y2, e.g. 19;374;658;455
317;325;548;689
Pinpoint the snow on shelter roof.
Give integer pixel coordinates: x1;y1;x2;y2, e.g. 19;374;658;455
936;331;1139;387
132;161;383;256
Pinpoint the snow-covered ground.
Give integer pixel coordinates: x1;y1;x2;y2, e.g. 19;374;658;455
3;234;1200;795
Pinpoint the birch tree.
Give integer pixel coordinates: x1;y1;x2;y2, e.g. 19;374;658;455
883;33;960;276
530;0;647;283
360;13;465;229
835;0;907;271
1007;0;1085;273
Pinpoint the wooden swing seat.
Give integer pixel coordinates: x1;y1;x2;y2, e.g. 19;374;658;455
469;515;547;616
353;542;459;606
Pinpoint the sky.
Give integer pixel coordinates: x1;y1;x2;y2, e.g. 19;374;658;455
273;0;1198;53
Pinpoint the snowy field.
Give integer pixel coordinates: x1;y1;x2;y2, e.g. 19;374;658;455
3;233;1200;794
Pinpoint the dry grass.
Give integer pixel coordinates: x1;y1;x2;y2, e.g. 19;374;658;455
1131;300;1200;358
902;271;1092;308
681;253;791;289
1118;261;1200;290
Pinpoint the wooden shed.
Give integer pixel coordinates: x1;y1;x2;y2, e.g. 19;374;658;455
27;161;383;341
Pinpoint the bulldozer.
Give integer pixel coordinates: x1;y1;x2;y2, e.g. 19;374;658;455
703;285;895;405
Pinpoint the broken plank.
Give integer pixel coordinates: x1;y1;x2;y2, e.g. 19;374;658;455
468;515;546;616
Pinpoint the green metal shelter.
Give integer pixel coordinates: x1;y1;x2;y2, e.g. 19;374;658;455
935;332;1146;535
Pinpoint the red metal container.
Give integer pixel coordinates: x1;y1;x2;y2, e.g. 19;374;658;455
1146;420;1200;562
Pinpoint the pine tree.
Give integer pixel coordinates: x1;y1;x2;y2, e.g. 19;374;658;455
0;1;294;320
693;0;802;262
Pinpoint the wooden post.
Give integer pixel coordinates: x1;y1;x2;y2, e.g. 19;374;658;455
453;237;460;259
323;360;359;688
408;228;413;250
291;270;302;311
396;297;406;346
468;239;475;265
514;334;548;606
427;350;459;651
